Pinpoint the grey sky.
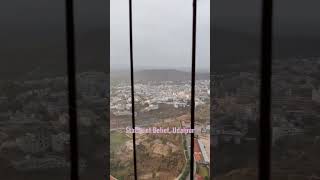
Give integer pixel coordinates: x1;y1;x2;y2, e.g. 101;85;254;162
110;0;210;70
2;0;320;77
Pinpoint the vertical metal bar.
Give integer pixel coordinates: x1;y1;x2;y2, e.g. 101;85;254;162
259;0;273;180
128;0;138;179
106;0;111;178
209;0;214;177
191;0;197;179
65;0;79;180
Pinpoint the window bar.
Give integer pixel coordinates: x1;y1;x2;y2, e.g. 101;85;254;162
65;0;79;180
128;0;138;179
259;0;273;180
190;0;197;179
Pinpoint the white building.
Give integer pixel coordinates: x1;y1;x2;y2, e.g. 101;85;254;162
174;102;187;108
199;141;209;164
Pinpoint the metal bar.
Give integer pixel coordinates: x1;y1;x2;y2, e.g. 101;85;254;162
259;0;273;180
190;0;197;179
128;0;138;179
65;0;79;179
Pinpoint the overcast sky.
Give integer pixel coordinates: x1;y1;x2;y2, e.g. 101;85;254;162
110;0;210;70
2;0;320;76
110;0;320;70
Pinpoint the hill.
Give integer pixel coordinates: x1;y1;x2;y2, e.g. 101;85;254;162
2;26;320;80
111;69;209;81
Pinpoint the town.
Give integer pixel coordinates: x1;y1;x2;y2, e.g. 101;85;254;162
0;72;108;179
0;57;319;180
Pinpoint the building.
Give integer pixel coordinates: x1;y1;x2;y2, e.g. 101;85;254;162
16;129;51;154
272;127;304;144
51;132;70;152
0;96;8;104
211;128;243;146
194;139;202;162
199;141;209;164
11;155;69;171
174;102;187;108
312;87;320;103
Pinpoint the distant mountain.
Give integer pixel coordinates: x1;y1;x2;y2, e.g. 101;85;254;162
111;69;209;81
2;26;320;80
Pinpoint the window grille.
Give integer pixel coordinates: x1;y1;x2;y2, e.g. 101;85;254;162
65;0;79;180
64;0;274;179
259;0;273;180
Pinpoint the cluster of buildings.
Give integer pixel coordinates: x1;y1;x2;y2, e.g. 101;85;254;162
0;71;108;173
12;155;87;172
211;128;244;146
210;61;320;171
12;155;70;171
110;80;210;116
272;127;304;144
16;130;70;153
